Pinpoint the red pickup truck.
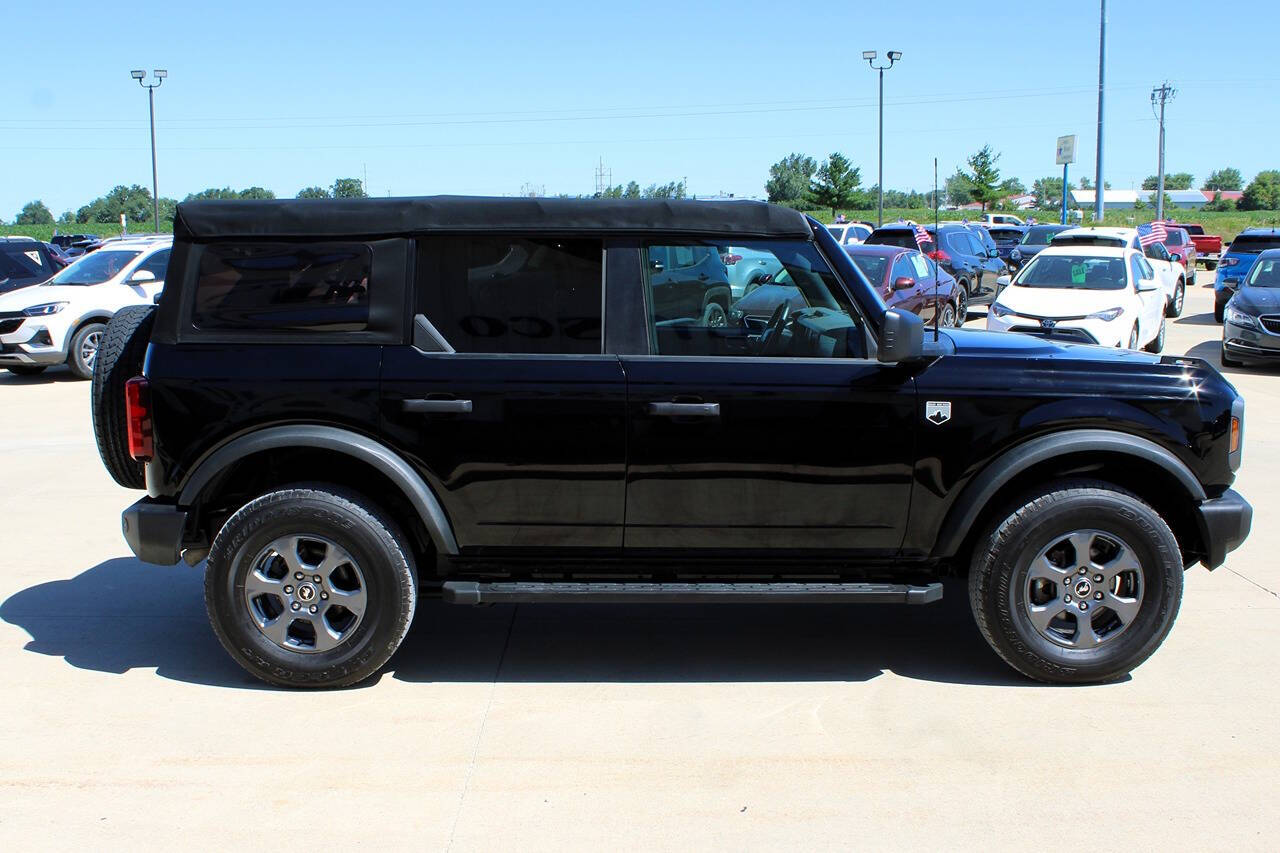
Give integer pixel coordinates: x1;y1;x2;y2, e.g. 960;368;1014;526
1173;223;1222;270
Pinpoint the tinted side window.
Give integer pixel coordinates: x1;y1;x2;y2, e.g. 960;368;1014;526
194;243;371;332
136;248;170;281
417;237;602;355
945;232;971;254
891;256;915;282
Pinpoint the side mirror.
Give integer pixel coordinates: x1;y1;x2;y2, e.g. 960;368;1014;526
988;250;999;259
129;269;156;283
996;275;1012;288
892;276;915;291
879;308;925;363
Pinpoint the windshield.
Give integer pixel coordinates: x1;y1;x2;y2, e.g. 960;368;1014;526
849;255;888;283
826;227;844;239
1053;235;1124;248
49;250;140;285
1182;224;1204;235
1014;253;1127;290
1229;235;1280;254
1246;258;1280;288
1021;226;1064;245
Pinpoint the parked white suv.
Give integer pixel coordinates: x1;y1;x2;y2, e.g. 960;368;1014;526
987;245;1167;351
1050;227;1187;317
0;236;170;378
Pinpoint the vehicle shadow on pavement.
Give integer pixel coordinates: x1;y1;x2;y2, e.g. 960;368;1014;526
1185;341;1280;377
0;557;269;690
1;559;1046;689
1175;311;1219;328
0;368;78;386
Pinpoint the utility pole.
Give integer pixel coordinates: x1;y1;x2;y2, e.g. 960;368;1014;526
863;50;902;228
1093;0;1106;223
130;69;167;233
1152;82;1177;222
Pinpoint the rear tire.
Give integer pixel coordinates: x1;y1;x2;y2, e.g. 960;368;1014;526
205;487;418;689
1213;302;1225;323
91;306;155;489
1205;261;1218;271
968;481;1183;684
67;322;106;380
4;365;47;376
1165;279;1185;318
1144;318;1166;353
954;280;970;320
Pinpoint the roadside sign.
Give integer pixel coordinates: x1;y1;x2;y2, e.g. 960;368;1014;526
1056;135;1077;165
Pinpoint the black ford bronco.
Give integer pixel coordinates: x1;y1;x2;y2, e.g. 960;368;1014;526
91;197;1251;688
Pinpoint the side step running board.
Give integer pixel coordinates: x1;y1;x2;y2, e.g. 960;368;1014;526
442;581;943;606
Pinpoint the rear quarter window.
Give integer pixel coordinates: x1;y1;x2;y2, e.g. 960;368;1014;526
193;242;372;332
1229;235;1280;254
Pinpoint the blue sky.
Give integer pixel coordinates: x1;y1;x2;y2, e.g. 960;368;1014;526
4;0;1277;218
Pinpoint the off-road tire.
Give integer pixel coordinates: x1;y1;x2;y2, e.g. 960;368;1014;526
968;480;1183;684
4;365;47;376
205;487;418;689
91;306;155;489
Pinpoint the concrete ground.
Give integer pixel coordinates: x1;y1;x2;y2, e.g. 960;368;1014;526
1;272;1276;850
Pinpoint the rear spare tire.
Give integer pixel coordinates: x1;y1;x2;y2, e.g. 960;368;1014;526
91;306;155;489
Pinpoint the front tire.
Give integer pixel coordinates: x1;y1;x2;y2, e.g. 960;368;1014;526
954;280;970;321
701;302;728;328
1213;301;1225;323
1165;279;1185;318
67;321;106;380
938;301;958;329
1126;325;1139;350
1145;317;1166;353
205;487;418;688
968;481;1183;684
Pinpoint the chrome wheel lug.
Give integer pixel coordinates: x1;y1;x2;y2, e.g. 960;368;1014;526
291;602;301;611
1064;594;1073;603
313;575;321;583
294;572;304;581
1094;591;1103;601
320;592;329;600
1078;567;1088;575
283;585;293;594
1079;602;1089;611
309;605;318;614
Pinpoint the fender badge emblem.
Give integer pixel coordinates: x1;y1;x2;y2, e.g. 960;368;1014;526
925;401;952;425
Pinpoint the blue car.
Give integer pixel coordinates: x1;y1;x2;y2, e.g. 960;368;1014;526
1215;228;1280;322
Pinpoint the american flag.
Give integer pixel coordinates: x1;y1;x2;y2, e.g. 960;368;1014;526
913;223;931;248
1137;221;1168;248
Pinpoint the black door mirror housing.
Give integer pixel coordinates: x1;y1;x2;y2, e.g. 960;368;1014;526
879;308;925;363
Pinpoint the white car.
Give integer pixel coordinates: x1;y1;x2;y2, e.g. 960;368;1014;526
986;245;1166;351
0;236;170;378
1051;226;1187;317
978;213;1025;227
826;222;873;247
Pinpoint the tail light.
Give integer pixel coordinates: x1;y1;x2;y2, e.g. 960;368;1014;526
928;249;952;264
1220;257;1239;267
721;253;742;265
125;376;153;462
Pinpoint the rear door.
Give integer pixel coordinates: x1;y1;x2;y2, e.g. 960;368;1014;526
620;239;917;558
380;235;626;555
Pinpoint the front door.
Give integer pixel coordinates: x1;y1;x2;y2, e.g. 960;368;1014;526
380;235;626;555
623;240;917;558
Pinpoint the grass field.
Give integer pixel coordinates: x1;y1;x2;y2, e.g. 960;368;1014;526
8;208;1280;245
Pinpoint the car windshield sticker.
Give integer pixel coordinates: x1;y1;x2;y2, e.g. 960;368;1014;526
24;251;42;266
1071;262;1086;284
925;401;951;425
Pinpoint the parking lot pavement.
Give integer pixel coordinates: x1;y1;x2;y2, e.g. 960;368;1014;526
1;269;1277;850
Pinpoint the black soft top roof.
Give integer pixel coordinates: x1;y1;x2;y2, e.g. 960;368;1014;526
173;195;812;241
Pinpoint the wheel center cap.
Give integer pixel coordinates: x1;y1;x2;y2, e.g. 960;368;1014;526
1074;579;1092;598
297;583;317;603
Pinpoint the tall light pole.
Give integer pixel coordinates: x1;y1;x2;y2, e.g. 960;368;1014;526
1151;82;1177;222
1093;0;1106;222
130;69;167;234
863;50;902;228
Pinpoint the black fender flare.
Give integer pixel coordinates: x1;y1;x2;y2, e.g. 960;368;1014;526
177;424;459;555
931;428;1206;558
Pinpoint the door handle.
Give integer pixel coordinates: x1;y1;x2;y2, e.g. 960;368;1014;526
648;402;720;418
403;398;473;414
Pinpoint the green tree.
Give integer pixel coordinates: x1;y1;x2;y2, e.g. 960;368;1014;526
1204;168;1243;191
809;152;861;217
56;210;74;225
1204;191;1237;212
642;180;687;199
765;153;818;205
331;178;367;198
965;145;1002;212
999;177;1026;197
185;186;277;202
15;200;54;225
623;181;641;199
1031;176;1065;209
296;186;331;199
1078;177;1111;190
1141;172;1193;190
76;185;155;224
945;169;974;206
1240;170;1280;210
